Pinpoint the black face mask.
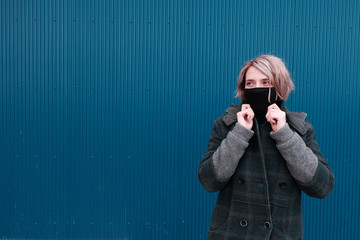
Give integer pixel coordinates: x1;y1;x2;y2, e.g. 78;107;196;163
244;87;282;116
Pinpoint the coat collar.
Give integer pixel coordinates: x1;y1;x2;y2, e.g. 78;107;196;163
222;103;311;135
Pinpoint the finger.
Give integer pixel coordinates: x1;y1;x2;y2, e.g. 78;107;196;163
267;113;276;124
266;107;273;117
270;103;280;109
265;110;270;120
272;117;278;124
266;109;275;121
248;107;255;118
266;111;279;124
267;103;280;112
241;104;251;111
243;109;253;120
248;113;254;121
267;109;285;121
266;108;281;119
241;111;250;121
237;111;244;120
243;109;254;120
239;106;253;118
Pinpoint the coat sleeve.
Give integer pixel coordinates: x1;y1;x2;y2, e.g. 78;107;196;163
296;126;335;198
270;123;335;198
198;117;254;192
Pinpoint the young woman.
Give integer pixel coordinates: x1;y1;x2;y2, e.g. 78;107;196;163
198;55;334;240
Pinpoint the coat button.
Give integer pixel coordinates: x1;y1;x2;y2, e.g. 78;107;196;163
279;182;287;189
264;221;271;229
240;220;248;227
238;177;245;184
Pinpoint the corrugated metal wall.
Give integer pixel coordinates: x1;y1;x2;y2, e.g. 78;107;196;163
1;0;359;239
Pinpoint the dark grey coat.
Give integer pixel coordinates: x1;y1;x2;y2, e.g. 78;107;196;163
198;104;335;240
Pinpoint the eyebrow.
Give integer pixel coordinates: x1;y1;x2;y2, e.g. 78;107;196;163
245;78;269;81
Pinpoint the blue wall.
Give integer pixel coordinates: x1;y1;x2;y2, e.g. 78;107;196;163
1;0;359;239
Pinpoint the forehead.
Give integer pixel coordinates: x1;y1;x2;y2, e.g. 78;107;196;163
245;66;268;80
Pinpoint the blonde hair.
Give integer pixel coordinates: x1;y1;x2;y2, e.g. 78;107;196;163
235;55;295;101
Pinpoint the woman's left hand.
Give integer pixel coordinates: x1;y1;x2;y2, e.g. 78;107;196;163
266;104;286;132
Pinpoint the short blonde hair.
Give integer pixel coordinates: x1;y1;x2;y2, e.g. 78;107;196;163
235;55;295;101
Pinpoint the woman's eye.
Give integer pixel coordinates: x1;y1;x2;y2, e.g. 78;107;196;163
246;82;253;86
263;81;270;85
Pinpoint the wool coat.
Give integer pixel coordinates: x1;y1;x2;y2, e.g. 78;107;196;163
198;104;335;240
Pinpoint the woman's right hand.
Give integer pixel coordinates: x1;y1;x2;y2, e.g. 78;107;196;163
237;104;254;130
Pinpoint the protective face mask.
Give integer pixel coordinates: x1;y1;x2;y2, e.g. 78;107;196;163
244;87;282;115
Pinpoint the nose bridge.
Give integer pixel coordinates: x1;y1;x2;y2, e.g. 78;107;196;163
255;80;262;87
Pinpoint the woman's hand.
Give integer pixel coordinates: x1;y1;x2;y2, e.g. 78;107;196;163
266;104;286;132
237;104;255;130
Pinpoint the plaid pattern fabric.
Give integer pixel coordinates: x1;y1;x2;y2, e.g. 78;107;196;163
198;105;334;240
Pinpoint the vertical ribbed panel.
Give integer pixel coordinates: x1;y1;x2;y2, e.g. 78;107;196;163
0;0;359;239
